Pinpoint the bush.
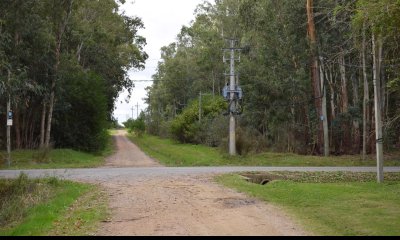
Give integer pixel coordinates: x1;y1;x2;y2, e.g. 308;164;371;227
53;68;109;153
195;115;228;147
124;112;146;137
219;125;268;156
170;96;227;143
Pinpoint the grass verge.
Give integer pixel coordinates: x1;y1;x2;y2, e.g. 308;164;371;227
216;172;400;236
129;134;400;167
0;131;115;170
0;174;108;236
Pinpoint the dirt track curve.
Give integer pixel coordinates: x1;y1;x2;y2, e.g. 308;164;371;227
94;130;308;236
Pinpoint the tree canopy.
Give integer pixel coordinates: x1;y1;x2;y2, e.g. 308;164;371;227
145;0;400;155
0;0;147;152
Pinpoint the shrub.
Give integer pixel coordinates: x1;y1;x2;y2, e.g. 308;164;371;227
53;68;108;153
170;96;227;144
124;112;146;137
195;115;228;147
219;125;268;156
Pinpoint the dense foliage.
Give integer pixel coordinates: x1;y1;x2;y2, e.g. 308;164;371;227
0;0;147;152
170;96;227;145
124;112;146;137
145;0;400;155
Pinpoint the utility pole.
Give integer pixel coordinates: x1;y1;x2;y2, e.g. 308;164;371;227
223;39;243;156
229;40;236;156
131;106;134;120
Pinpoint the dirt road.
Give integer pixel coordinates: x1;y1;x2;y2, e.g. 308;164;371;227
103;130;161;168
95;131;308;236
1;134;399;235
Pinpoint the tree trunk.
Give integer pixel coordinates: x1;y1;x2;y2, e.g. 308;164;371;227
320;60;330;156
306;0;324;155
303;105;311;154
378;39;385;123
339;52;351;154
14;106;22;149
326;64;336;120
29;117;35;149
325;64;336;151
339;52;349;113
45;0;73;148
372;33;384;183
40;101;46;148
352;73;361;154
23;108;28;148
45;68;57;148
77;40;84;63
362;21;370;160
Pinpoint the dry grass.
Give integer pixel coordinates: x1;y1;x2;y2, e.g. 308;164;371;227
0;174;57;227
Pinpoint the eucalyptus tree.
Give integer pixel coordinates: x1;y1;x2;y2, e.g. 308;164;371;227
353;0;400;155
236;0;312;153
0;0;147;152
67;0;147;117
50;0;148;151
0;0;50;149
145;0;400;156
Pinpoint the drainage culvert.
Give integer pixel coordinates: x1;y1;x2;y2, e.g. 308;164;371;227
240;173;284;185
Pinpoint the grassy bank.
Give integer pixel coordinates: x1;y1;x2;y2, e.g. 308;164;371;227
0;174;107;236
0;149;105;170
0;131;115;170
129;134;400;167
216;172;400;236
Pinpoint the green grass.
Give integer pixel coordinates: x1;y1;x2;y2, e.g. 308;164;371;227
0;132;116;170
0;174;108;236
108;129;121;136
129;134;223;166
216;172;400;236
129;134;400;167
0;149;105;170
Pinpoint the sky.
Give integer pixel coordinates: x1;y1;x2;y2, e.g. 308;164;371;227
113;0;206;124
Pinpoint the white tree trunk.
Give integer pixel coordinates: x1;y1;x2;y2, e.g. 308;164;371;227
372;33;384;183
362;22;370;160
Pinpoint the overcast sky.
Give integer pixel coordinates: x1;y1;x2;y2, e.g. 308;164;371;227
114;0;207;124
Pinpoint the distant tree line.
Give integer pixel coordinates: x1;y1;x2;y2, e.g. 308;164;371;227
145;0;400;156
0;0;147;153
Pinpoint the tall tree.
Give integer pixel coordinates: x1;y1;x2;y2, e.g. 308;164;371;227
306;0;325;155
0;0;147;152
45;0;73;148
